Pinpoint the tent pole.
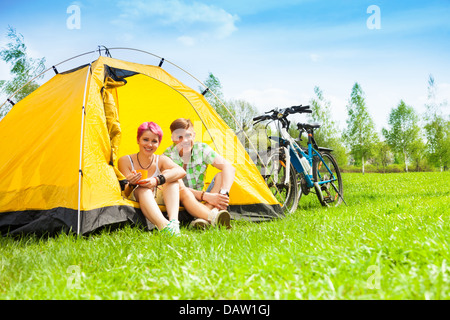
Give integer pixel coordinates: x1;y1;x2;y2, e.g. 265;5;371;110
77;63;92;236
0;50;99;112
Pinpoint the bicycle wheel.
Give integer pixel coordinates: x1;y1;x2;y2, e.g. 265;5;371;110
263;148;299;214
312;151;343;207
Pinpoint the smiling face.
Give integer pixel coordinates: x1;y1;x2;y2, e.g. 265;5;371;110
172;127;195;156
138;130;160;156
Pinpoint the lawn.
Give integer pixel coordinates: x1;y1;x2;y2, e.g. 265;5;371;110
1;172;449;300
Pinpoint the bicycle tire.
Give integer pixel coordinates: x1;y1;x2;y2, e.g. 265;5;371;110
312;151;343;207
263;148;299;214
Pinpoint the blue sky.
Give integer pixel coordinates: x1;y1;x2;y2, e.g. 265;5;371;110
1;0;449;132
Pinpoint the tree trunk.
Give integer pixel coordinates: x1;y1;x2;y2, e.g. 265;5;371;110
362;155;365;175
404;149;408;173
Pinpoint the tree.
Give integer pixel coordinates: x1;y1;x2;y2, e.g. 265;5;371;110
409;138;427;171
200;72;237;129
443;122;450;170
425;116;449;171
201;72;224;103
373;140;393;173
309;86;347;165
200;72;258;132
309;86;339;143
227;98;258;131
343;82;378;174
0;26;46;118
382;100;421;172
423;75;449;171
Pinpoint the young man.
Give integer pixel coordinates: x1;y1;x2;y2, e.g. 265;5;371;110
164;118;236;229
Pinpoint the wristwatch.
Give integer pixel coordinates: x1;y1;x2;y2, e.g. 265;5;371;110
219;189;229;197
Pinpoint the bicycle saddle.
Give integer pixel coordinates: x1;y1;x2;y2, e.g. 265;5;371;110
297;123;321;130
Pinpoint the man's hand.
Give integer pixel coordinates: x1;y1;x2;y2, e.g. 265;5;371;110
204;192;229;211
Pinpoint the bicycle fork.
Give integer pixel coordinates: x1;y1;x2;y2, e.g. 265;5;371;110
283;147;291;185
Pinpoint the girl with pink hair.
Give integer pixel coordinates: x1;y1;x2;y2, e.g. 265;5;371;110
118;122;186;236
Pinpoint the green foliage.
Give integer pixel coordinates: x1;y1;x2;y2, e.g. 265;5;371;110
309;86;339;142
227;98;258;131
370;140;393;173
201;72;234;129
0;26;46;118
423;75;450;171
382;100;421;172
200;72;258;132
343;83;379;172
1;172;449;299
309;86;348;166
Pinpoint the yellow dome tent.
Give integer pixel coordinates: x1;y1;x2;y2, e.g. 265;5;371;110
0;51;283;236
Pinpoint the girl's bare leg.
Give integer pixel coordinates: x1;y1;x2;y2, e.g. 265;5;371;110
135;187;168;230
161;181;180;221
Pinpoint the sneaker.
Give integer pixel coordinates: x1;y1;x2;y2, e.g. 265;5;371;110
209;208;232;229
189;218;210;230
160;219;181;237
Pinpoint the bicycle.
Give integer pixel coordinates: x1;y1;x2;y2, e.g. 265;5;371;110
252;105;346;213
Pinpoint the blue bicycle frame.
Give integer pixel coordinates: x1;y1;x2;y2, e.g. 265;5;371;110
269;125;337;190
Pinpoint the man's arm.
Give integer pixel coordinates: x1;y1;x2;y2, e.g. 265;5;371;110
211;155;235;192
195;155;235;210
188;187;204;201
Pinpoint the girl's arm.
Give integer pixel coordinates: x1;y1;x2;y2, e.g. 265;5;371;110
158;155;186;182
118;155;142;196
136;155;186;190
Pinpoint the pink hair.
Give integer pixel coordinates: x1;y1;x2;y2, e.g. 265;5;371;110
137;122;163;142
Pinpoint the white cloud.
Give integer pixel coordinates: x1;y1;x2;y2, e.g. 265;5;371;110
114;0;239;41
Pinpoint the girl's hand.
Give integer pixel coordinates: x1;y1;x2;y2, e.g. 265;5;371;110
126;170;142;186
137;177;158;189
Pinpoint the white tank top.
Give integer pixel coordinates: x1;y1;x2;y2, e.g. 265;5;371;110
127;154;161;178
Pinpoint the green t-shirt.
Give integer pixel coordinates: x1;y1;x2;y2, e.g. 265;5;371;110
163;142;218;190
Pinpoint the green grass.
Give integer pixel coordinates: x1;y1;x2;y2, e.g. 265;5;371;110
1;172;449;299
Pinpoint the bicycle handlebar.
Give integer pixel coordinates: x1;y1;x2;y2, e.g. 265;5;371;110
252;105;311;123
252;115;269;122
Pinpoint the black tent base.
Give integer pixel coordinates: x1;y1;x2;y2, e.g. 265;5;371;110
0;203;283;237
